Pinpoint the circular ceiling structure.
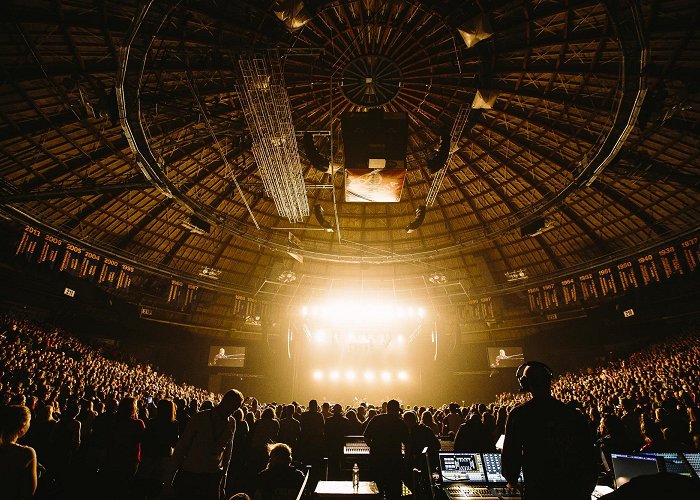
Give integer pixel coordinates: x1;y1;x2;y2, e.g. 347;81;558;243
0;0;698;304
340;55;403;108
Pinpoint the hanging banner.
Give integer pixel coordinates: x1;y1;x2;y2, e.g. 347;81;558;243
561;278;577;305
168;280;183;305
617;261;638;291
542;283;558;309
99;258;120;286
658;245;683;279
637;254;660;285
598;267;617;297
117;265;134;289
527;287;543;311
37;234;62;268
579;273;599;301
467;299;482;320
480;297;495;321
681;237;699;272
79;251;101;280
60;243;83;273
184;284;199;309
16;225;41;259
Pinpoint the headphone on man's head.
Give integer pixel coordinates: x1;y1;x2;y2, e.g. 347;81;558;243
516;361;554;392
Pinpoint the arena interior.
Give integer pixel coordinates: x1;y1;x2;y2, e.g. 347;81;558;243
0;1;699;499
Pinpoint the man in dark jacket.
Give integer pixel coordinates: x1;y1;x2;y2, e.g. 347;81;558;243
502;363;597;500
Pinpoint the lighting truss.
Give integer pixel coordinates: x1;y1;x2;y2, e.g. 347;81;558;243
237;51;309;222
426;106;470;206
504;269;528;281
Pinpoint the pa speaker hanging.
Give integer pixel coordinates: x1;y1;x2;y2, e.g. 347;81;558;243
303;133;330;173
405;205;426;233
427;134;451;173
313;204;334;232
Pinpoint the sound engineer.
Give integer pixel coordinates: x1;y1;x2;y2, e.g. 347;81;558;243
501;362;597;500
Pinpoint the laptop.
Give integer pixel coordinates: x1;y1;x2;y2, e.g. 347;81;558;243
481;453;521;498
682;453;700;478
610;453;661;488
437;452;499;499
640;452;696;478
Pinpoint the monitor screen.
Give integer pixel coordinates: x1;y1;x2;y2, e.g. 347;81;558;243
682;453;700;478
640;452;694;477
438;452;487;483
611;453;660;488
208;346;246;367
488;347;524;368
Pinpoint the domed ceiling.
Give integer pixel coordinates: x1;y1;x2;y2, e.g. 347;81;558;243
0;0;698;307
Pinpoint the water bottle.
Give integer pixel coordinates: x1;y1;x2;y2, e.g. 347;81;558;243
352;463;360;488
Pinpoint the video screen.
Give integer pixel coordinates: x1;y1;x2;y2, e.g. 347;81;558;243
208;346;245;368
611;453;659;488
439;453;486;483
488;347;524;368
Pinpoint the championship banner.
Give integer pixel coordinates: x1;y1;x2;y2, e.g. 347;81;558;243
527;287;543;311
681;237;699;272
637;254;660;285
117;265;134;289
99;258;120;286
60;243;82;273
561;278;577;305
480;297;495;321
579;273;599;301
168;280;183;305
542;283;559;309
617;261;638;291
79;251;101;280
467;299;482;320
37;234;62;268
658;245;683;279
597;268;617;297
184;284;199;309
16;225;41;259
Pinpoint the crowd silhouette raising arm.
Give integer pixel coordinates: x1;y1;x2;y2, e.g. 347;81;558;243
1;312;700;499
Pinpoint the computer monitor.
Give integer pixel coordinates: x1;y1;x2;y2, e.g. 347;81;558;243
481;452;524;485
438;452;487;484
682;453;700;478
611;453;661;488
639;452;694;477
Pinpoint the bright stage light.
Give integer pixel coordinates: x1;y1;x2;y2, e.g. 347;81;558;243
300;297;426;325
330;370;340;382
398;370;409;381
314;329;327;343
312;370;323;381
345;370;357;382
381;371;392;383
364;370;375;382
396;335;405;345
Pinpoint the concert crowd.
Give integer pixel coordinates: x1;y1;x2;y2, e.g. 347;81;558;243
1;312;699;499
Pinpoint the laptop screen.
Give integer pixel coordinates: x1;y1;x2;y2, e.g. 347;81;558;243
682;453;700;478
481;453;524;485
438;452;487;483
640;452;694;477
611;453;660;488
